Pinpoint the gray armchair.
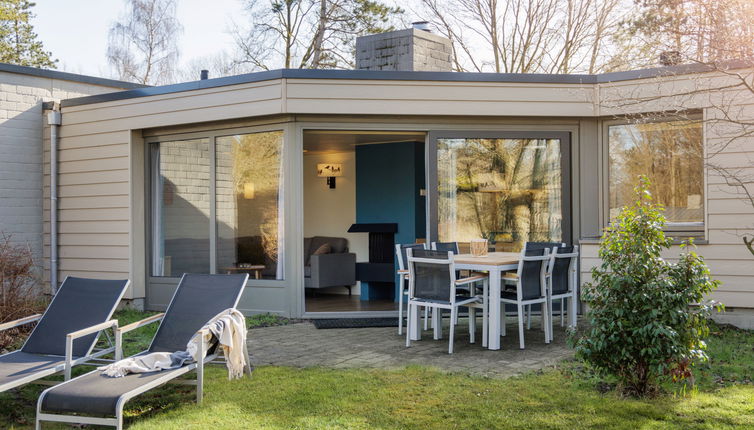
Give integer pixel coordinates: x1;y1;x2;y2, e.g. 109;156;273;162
304;236;356;294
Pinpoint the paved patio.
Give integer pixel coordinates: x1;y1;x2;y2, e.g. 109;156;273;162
248;317;574;379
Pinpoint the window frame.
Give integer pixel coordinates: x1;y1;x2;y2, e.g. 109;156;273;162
427;130;573;246
145;125;287;286
602;114;707;239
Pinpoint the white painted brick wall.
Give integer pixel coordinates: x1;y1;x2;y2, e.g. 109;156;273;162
0;71;127;267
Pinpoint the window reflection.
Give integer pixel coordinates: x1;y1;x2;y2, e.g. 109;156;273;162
437;138;563;252
150;139;210;277
216;131;284;280
608;120;704;225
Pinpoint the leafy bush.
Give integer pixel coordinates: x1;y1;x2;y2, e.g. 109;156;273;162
0;234;43;351
573;177;721;396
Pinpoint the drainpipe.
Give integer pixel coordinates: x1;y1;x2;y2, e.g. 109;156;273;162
47;105;61;295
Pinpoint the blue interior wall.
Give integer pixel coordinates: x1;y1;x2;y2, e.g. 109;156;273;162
356;141;425;301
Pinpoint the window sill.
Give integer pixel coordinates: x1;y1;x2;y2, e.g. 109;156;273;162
579;237;708;245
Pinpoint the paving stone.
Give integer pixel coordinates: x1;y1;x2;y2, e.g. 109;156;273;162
248;319;574;379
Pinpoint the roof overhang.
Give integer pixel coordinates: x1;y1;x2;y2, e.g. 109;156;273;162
60;60;754;109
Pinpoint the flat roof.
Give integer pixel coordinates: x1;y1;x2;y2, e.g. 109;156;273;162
0;62;147;90
60;60;753;108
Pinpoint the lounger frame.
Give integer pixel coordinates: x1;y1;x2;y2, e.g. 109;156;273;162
0;277;129;392
36;273;250;430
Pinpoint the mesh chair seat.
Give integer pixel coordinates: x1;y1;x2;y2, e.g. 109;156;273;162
432;242;460;254
524;242;564;251
0;351;67;389
23;277;129;357
499;290;520;301
40;352;194;417
550;245;576;296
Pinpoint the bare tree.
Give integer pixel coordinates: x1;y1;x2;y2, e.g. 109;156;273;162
232;0;402;71
627;0;754;65
418;0;626;73
107;0;182;85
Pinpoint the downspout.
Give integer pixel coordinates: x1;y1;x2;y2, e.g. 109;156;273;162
47;104;61;295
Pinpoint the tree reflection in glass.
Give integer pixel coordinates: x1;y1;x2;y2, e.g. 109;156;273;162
438;138;562;252
216;131;284;280
608;120;703;225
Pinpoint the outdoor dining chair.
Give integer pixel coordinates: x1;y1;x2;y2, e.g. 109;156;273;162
430;241;459;253
500;248;552;349
395;243;428;335
405;249;487;354
431;241;470;325
35;273;250;430
0;277;129;393
547;245;579;338
506;242;565;330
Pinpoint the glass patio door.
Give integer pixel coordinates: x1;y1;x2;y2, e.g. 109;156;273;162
428;131;571;252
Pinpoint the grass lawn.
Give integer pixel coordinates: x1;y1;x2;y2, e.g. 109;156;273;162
1;312;753;429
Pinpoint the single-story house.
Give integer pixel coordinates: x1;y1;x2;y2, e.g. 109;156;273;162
32;27;754;322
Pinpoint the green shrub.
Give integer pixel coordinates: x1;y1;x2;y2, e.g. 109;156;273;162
573;177;721;396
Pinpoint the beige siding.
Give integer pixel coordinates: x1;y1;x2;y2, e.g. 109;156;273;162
285;79;597;117
51;70;754;309
42;126;132;290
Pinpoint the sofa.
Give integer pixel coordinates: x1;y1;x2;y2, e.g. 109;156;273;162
304;236;356;294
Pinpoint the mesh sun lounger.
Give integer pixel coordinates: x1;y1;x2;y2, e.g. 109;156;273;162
36;273;250;430
0;277;129;393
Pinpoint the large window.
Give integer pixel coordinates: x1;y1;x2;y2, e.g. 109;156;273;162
608;119;704;231
150;138;211;277
150;130;285;280
436;135;567;252
216;131;284;280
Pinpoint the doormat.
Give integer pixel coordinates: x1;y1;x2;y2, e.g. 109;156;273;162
312;318;398;329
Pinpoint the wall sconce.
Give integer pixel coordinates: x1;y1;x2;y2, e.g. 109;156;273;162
317;163;343;189
243;182;255;199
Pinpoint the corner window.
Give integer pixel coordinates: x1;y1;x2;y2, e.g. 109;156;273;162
607;119;704;235
149;129;285;280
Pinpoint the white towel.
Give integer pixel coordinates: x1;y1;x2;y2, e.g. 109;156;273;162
99;308;248;380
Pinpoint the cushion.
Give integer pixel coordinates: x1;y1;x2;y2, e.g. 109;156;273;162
313;243;331;255
310;236;348;254
304;236;348;265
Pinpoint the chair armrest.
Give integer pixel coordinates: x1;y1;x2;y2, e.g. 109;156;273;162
114;313;165;361
65;319;119;380
118;313;165;334
456;274;488;286
0;314;42;332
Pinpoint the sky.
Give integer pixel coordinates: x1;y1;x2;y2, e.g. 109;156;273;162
32;0;247;78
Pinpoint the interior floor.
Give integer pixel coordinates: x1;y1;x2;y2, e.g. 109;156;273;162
305;293;398;312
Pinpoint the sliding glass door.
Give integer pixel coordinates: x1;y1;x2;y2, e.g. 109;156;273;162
429;131;571;252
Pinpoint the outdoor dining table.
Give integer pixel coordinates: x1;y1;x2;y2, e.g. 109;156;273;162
453;252;520;350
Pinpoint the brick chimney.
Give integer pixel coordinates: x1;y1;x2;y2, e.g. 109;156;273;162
355;22;453;72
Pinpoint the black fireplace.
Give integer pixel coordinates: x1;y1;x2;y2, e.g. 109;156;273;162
347;223;398;299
